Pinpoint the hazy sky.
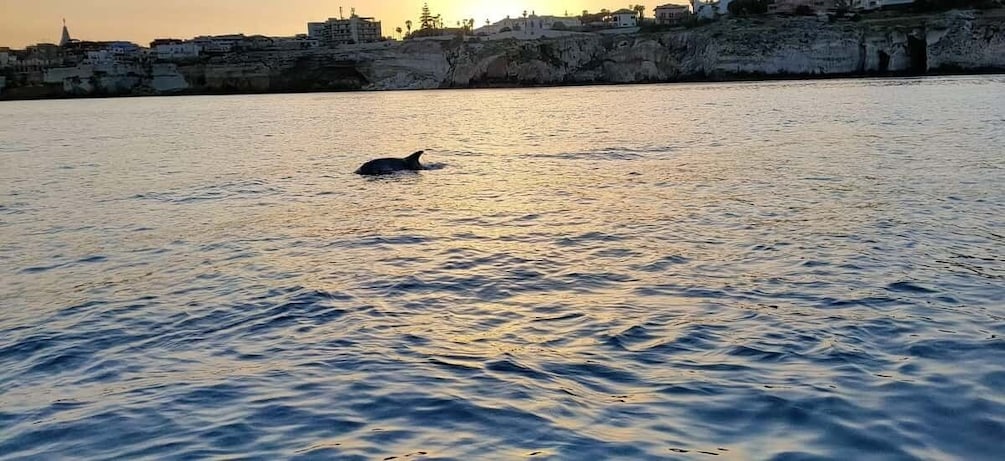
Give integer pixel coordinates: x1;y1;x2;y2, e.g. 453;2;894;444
0;0;642;48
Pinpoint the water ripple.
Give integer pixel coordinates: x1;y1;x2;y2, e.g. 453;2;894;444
1;77;1003;459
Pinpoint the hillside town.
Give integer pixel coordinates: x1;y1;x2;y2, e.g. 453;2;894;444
1;0;1000;97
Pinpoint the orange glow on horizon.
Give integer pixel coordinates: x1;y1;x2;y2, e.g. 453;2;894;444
0;1;634;48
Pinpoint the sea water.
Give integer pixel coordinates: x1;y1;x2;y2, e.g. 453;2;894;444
1;77;1003;459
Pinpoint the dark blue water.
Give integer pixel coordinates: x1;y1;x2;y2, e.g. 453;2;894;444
1;77;1003;460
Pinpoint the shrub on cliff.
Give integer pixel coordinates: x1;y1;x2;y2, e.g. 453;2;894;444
729;0;770;15
914;0;1001;10
794;5;816;15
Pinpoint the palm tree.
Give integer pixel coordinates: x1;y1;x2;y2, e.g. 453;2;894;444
632;4;646;20
395;26;403;39
405;20;412;35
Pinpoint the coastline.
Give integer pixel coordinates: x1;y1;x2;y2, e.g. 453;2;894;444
9;68;1005;102
2;10;1004;102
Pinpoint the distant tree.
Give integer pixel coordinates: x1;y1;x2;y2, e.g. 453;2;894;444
579;10;610;24
395;26;403;39
405;20;412;35
523;10;528;18
420;3;436;30
632;4;646;20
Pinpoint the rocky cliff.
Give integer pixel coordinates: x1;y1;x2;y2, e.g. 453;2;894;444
2;10;1003;100
401;9;1005;88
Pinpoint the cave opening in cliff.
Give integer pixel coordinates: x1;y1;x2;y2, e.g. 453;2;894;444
908;35;929;74
878;51;891;73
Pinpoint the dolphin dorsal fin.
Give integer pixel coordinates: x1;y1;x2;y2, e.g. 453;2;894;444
405;150;424;168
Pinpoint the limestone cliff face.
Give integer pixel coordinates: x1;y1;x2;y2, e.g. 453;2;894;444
354;40;451;90
150;64;189;92
347;11;1005;89
927;10;1005;70
3;11;1003;100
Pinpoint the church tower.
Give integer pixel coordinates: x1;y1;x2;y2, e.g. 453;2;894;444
59;19;72;46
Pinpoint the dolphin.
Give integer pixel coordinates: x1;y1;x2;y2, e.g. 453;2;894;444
355;150;426;175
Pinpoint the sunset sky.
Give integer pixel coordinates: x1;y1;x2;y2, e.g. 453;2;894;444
0;0;639;48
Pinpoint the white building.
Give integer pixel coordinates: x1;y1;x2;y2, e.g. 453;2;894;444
155;42;200;60
692;0;734;19
308;23;327;40
610;9;639;28
475;15;581;36
308;13;382;46
17;44;63;72
84;50;116;64
654;4;692;24
106;41;141;56
190;35;246;53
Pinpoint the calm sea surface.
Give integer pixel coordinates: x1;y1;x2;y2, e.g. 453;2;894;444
1;77;1003;460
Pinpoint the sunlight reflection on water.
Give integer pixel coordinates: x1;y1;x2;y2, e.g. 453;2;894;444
1;76;1003;459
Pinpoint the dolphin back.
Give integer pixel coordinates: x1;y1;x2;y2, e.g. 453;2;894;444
355;150;426;175
405;151;424;170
